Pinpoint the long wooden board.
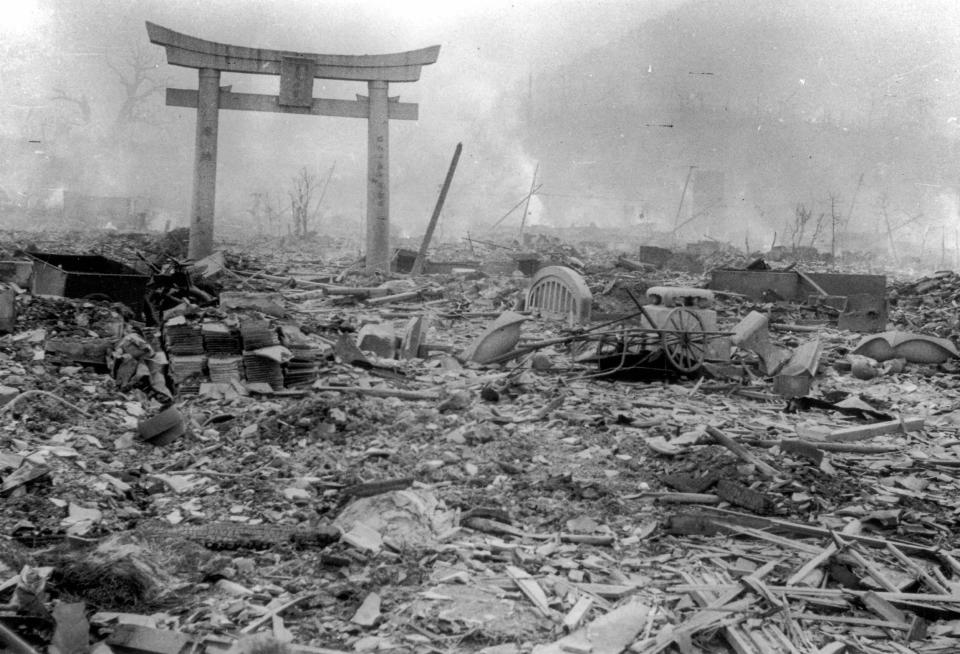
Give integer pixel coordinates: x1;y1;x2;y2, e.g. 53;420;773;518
166;88;419;120
147;21;439;81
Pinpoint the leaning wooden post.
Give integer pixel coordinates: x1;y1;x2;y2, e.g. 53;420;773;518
411;142;463;276
517;161;538;242
366;80;391;273
189;68;220;260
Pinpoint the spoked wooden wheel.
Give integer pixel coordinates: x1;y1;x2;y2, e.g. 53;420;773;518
660;308;707;373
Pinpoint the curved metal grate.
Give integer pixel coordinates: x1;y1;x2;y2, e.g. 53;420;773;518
525;266;592;325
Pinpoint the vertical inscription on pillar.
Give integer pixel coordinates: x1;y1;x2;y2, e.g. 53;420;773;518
279;57;315;107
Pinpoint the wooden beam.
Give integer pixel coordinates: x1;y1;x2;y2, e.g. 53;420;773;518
163;51;428;82
705;507;944;557
147;22;440;67
167;88;419;120
412;142;462;275
826;417;925;442
146;21;439;81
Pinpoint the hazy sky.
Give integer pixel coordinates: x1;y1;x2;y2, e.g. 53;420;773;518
3;0;960;241
2;0;681;228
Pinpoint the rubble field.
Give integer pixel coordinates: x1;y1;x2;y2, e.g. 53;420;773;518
1;229;960;654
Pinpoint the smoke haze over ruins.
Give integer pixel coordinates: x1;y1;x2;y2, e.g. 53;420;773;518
2;0;960;257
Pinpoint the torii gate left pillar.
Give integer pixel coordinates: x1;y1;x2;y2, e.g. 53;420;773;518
192;68;220;257
146;22;439;271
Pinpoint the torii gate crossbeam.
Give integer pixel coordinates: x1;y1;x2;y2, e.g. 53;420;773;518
146;22;439;271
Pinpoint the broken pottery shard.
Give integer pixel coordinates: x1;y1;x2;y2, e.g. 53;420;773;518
51;601;90;654
1;464;52;495
774;336;821;397
853;331;959;364
0;385;18;406
779;336;821;377
137;405;186;446
351;592;382;627
462;311;527;364
730;311;789;375
333;333;372;366
399;315;427;359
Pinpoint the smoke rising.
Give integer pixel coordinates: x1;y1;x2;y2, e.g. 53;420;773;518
2;0;958;262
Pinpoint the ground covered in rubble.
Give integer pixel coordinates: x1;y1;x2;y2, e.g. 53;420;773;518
2;230;960;653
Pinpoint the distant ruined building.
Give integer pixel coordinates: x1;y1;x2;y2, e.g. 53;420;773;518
62;191;150;230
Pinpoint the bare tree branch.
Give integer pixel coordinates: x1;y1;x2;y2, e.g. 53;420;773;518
105;40;167;135
51;87;91;124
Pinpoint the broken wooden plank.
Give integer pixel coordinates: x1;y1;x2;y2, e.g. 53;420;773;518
793;612;908;631
676;569;772;654
107;624;196;654
886;542;950;594
705;425;780;478
862;591;908;626
639;599;753;654
702;507;944;557
715;479;775;514
664;513;720;536
562;596;594;631
786;520;862;586
826;417;924;442
570;582;639;600
719;523;823;555
312;385;440;400
365;289;427;305
740;575;784;609
653;492;721;504
907;615;928;641
506;565;556;620
532;597;650;654
832;535;900;593
640;562;782;654
750;439;901;454
0;620;42;654
669;584;960;605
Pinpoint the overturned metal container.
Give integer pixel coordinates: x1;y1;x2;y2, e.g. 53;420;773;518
26;252;148;318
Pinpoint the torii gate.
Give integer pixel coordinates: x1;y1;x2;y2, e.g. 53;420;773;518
145;22;440;271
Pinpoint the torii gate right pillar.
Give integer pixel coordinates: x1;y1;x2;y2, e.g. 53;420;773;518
190;67;220;260
366;81;390;272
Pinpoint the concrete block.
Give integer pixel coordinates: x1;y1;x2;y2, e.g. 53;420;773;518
357;323;397;359
0;385;19;406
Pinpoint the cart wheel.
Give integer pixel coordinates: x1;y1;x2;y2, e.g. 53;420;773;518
660;308;707;373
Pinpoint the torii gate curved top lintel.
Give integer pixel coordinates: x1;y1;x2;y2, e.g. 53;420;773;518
146;21;440;270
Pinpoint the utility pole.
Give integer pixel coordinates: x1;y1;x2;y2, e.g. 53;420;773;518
518;162;539;243
673;165;695;245
842;172;864;257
